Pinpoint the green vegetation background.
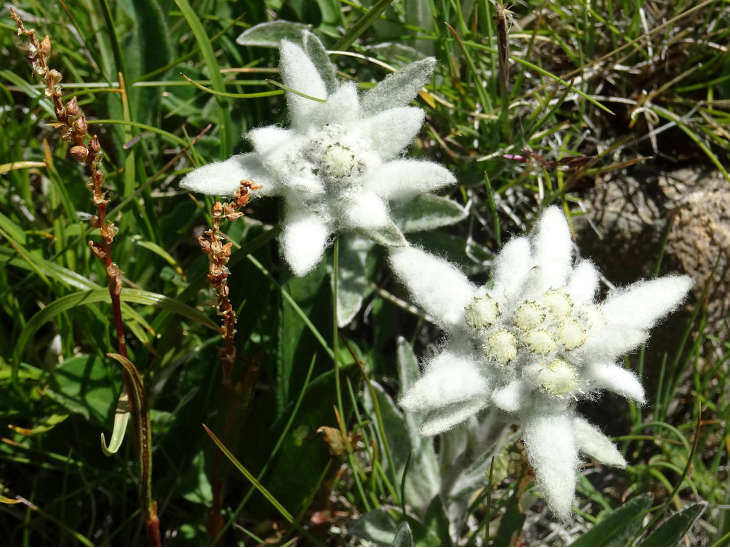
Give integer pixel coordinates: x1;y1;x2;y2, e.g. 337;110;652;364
0;0;728;545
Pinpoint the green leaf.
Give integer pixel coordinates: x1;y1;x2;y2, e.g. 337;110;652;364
363;381;439;516
392;195;468;234
236;20;311;47
47;355;118;423
492;489;526;547
639;503;707;547
571;494;654;546
359;221;408;248
334;235;371;327
275;260;329;416
396;338;422;447
422;495;451;546
100;389;130;456
393;521;414;547
351;508;399;545
180;451;213;506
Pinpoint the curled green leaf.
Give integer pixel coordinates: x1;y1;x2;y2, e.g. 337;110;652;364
101;389;131;456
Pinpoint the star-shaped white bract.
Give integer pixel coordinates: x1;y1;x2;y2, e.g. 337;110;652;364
390;206;691;520
180;32;456;277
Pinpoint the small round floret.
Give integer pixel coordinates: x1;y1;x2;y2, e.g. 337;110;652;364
465;295;499;329
485;329;517;365
556;320;585;350
321;143;356;178
523;329;557;355
536;359;576;397
514;301;545;330
542;290;573;318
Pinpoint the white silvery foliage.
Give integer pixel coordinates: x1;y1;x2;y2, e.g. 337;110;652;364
390;206;692;520
181;32;464;322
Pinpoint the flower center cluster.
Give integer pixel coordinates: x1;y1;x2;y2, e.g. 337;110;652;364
464;289;594;398
305;124;366;187
321;143;357;179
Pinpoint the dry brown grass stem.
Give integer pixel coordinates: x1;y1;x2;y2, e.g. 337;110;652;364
198;180;260;383
10;9;160;546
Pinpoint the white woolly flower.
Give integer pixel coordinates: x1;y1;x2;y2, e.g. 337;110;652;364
390;206;692;520
180;32;458;281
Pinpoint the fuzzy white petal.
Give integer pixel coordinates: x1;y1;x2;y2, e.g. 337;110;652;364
180;153;278;196
340;191;390;230
280;209;331;276
279;40;328;130
310;83;360;127
491;380;523;413
531;206;573;291
248;125;294;158
492;237;533;304
581;324;648;363
362;160;456;200
356;107;425;160
390;247;478;330
566;260;600;305
601;276;692;330
573;417;627;467
248;129;323;196
361;58;436;115
585;362;646;402
522;412;577;521
400;350;489;436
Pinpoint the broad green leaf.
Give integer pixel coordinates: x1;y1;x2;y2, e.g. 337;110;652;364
334;235;371;327
393;521;414;547
47;355;118;423
493;490;526;547
363;380;439;517
392;195;468;234
571;494;653;546
360;221;408;248
421;495;452;546
351;508;399;546
236;20;311;47
639;503;707;547
275;259;328;416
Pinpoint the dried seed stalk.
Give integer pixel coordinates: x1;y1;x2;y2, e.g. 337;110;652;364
11;10;159;546
11;8;125;356
198;180;260;383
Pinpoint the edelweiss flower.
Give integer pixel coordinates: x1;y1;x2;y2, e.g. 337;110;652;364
390;206;691;519
181;32;458;282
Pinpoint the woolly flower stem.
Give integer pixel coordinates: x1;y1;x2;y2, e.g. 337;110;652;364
11;10;159;545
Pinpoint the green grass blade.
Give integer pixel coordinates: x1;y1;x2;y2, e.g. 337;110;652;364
202;424;294;524
172;0;231;156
